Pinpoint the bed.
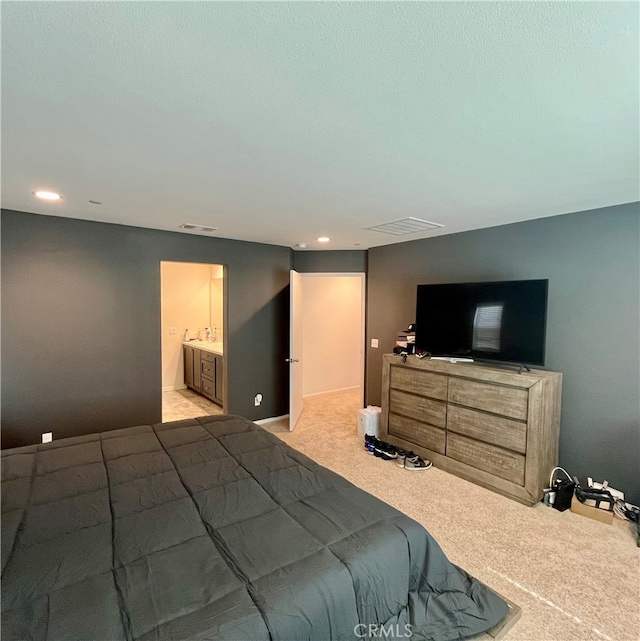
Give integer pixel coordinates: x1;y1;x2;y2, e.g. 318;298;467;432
1;414;509;641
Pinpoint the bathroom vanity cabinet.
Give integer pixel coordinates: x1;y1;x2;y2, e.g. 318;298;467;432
184;342;224;407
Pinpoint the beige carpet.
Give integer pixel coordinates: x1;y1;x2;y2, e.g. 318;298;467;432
264;388;640;641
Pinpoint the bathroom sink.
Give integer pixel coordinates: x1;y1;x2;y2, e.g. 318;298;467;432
184;340;223;355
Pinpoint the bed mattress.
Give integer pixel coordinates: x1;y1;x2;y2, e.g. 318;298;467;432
1;414;508;640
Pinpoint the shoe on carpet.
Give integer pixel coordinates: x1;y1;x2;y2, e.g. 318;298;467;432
366;441;376;455
404;455;432;471
364;435;378;455
379;446;398;461
374;441;398;460
396;450;416;468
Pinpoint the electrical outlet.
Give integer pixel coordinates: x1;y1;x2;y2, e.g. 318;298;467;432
371;339;379;348
254;394;263;407
42;432;53;444
169;327;177;335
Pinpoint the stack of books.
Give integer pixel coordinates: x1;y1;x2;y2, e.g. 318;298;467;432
395;325;416;354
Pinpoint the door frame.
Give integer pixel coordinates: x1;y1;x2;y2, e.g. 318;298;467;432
298;272;366;408
159;260;228;415
289;269;304;430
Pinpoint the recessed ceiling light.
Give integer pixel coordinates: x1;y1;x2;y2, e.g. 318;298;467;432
33;190;62;201
296;243;307;248
317;237;330;243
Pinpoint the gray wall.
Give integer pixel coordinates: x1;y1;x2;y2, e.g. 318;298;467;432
366;203;640;505
1;210;291;448
4;205;639;503
293;250;367;274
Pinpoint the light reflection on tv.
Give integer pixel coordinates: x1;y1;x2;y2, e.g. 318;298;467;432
472;303;504;352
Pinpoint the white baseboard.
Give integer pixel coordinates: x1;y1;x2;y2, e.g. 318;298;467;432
162;385;187;392
255;414;289;426
303;385;359;399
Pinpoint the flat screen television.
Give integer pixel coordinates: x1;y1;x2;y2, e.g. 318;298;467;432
415;279;548;366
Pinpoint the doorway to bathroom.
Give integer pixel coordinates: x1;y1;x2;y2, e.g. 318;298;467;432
160;261;226;422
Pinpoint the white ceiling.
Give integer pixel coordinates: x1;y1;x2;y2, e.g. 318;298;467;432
2;2;638;250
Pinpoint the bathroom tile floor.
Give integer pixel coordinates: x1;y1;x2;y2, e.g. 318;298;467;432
162;388;223;422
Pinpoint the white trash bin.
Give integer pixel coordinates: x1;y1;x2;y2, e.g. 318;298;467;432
357;406;381;439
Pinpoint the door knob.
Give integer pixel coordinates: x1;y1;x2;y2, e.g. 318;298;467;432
285;358;300;363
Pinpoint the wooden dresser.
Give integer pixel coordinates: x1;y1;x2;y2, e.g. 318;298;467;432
381;354;562;506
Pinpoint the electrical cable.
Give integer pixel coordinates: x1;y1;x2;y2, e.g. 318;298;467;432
547;468;638;522
549;466;573;488
613;499;639;522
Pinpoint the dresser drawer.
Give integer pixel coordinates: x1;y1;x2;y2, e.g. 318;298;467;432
448;378;528;420
389;389;446;428
389;413;445;454
390;366;447;401
446;432;525;485
201;377;216;401
447;405;527;454
201;351;216;363
201;361;215;379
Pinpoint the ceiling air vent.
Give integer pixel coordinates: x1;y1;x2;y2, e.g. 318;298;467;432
179;223;218;233
365;217;444;235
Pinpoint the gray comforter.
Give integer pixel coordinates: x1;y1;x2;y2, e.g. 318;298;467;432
1;415;508;641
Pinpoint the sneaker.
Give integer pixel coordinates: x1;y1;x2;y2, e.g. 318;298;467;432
379;445;399;461
404;455;432;471
396;450;416;468
374;441;398;460
365;436;377;455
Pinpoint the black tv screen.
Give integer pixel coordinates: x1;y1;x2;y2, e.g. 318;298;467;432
415;280;548;366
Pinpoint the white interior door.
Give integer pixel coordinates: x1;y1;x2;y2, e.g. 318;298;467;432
289;269;303;430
